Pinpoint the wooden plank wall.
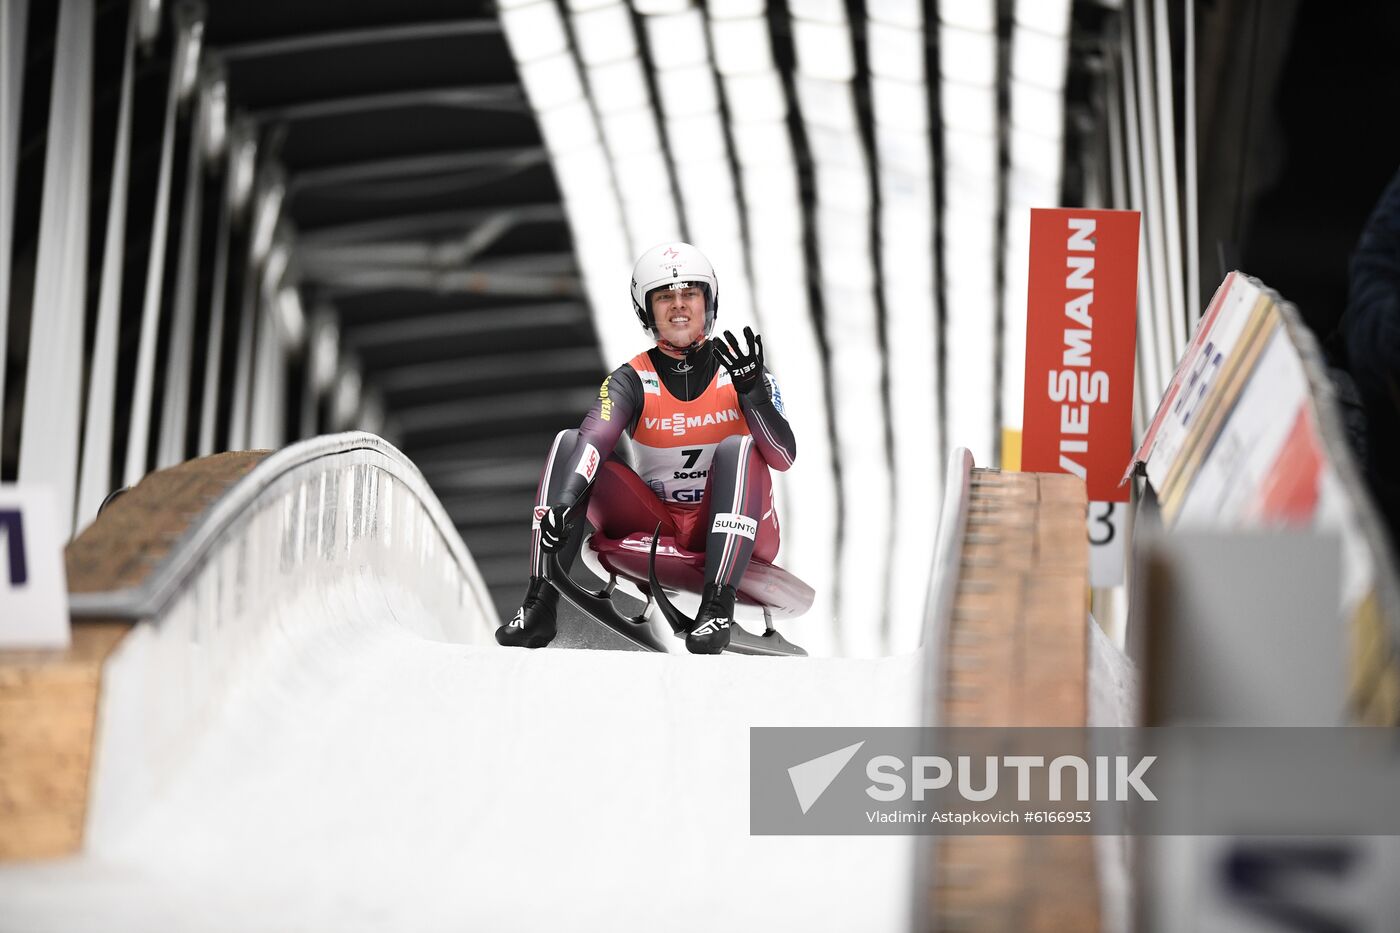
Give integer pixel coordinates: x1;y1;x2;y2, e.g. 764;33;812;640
927;468;1098;932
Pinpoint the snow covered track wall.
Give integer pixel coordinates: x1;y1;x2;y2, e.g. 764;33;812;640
66;432;494;627
82;433;496;848
2;433;497;860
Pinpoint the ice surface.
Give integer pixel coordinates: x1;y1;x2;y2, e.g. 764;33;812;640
0;608;924;933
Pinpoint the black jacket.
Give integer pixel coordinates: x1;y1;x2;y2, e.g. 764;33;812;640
1341;167;1400;547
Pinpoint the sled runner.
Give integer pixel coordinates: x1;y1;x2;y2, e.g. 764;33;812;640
547;524;812;657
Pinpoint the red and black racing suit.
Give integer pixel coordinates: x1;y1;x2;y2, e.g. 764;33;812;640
530;340;796;591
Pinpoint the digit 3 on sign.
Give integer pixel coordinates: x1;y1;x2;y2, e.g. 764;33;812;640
1088;501;1115;546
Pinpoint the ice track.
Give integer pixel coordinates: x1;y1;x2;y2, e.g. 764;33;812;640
1;625;923;932
0;436;930;933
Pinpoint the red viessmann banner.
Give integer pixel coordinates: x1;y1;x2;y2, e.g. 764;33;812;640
1021;208;1140;502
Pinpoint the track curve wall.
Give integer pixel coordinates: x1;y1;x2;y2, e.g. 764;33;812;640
0;440;1128;932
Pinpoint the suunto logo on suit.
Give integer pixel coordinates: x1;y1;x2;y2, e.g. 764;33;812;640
711;512;758;539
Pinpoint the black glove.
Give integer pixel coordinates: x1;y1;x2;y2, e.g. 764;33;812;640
537;505;572;554
714;327;765;396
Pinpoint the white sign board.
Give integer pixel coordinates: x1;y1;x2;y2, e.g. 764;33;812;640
0;485;71;649
1140;272;1264;488
1088;500;1127;587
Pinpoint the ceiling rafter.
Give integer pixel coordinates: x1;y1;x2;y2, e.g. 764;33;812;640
301;208;579;295
252;85;525;123
297;204;565;243
374;348;599;393
394;387;600;433
306;266;581;298
220;19;502;61
303;208;511;266
288;147;547;191
345;303;588;347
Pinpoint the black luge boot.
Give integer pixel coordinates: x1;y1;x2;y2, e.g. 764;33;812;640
496;576;560;648
686;582;736;655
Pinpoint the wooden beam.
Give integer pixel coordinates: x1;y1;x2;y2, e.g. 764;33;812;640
927;468;1099;933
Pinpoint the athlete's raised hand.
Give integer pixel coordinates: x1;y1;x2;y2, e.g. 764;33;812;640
713;326;765;395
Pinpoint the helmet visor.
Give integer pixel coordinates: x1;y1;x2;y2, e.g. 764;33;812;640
648;281;709;309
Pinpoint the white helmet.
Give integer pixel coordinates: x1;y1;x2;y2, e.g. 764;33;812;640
630;242;718;345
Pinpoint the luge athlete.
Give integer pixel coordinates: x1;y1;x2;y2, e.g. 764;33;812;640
496;242;796;654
